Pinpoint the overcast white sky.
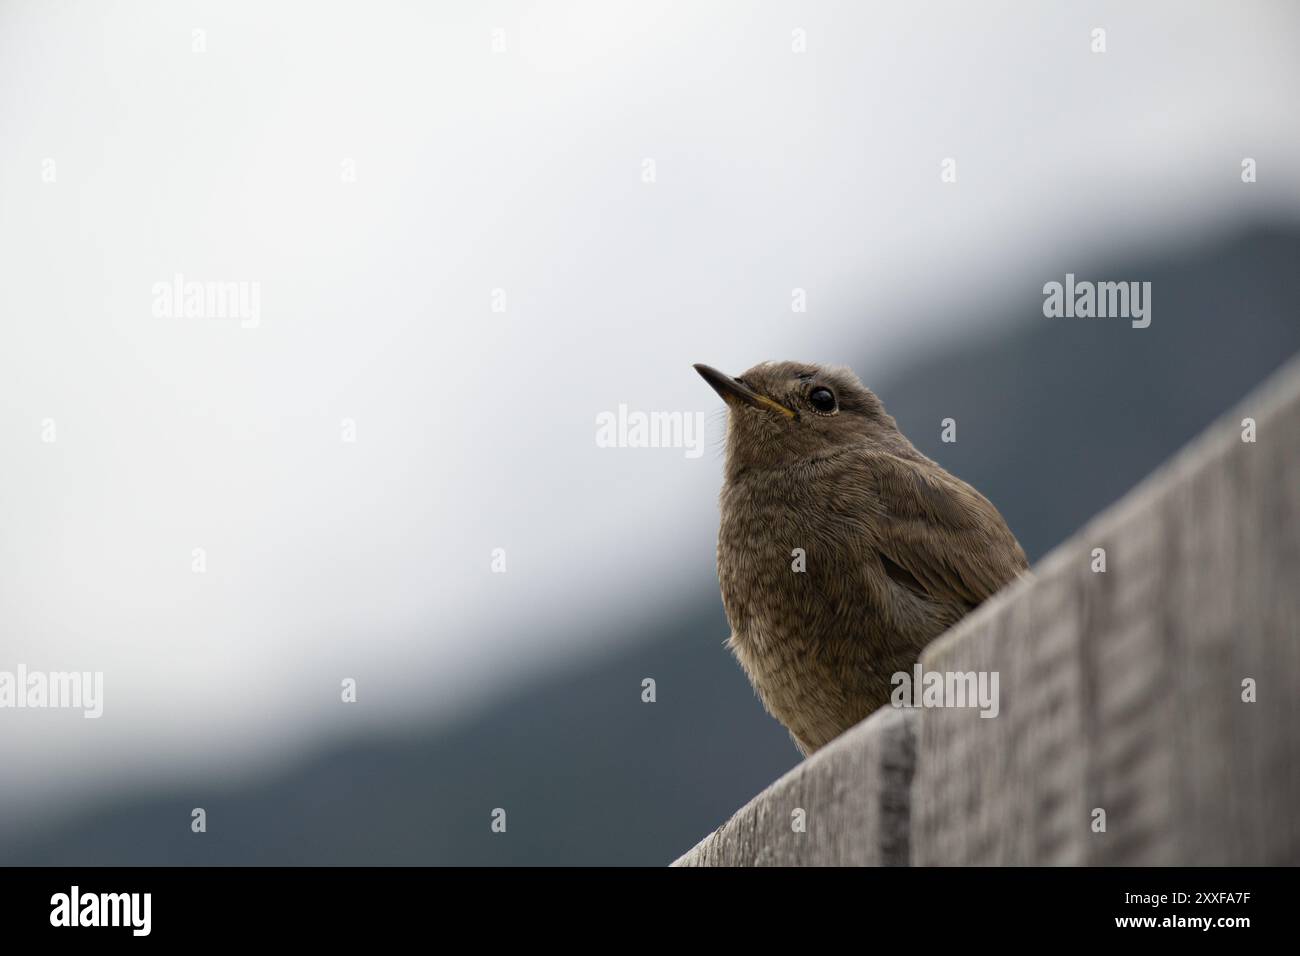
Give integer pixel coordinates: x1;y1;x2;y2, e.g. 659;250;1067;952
2;0;1298;826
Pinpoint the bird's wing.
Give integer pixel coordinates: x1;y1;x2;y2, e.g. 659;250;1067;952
868;452;1029;608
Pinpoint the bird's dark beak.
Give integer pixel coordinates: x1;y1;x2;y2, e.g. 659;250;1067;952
693;364;798;420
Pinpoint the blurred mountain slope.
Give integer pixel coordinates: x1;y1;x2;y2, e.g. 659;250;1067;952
881;224;1300;561
6;223;1298;865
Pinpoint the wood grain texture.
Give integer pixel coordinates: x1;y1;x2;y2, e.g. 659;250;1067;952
672;706;916;866
676;354;1300;866
912;354;1300;864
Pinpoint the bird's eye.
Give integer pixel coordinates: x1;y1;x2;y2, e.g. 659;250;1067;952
809;387;836;413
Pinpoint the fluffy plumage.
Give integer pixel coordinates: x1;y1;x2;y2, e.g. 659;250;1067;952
699;360;1029;754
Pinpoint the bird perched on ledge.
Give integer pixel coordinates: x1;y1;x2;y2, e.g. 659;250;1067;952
695;361;1029;755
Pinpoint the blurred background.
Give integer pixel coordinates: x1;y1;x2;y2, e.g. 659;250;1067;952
1;1;1298;864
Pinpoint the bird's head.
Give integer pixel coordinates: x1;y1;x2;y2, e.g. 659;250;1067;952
694;360;911;476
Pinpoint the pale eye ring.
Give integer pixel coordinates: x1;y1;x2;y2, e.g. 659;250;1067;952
809;386;836;413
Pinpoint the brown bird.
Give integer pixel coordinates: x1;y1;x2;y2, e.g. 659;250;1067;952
695;360;1029;754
